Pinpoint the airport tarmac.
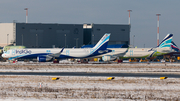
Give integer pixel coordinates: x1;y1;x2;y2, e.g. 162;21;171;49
0;72;180;78
0;62;180;75
0;62;180;100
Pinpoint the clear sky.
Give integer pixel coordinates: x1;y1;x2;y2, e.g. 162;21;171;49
0;0;180;48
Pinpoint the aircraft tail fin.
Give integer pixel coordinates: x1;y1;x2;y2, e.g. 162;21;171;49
171;41;180;52
157;33;173;49
148;34;173;57
90;33;111;55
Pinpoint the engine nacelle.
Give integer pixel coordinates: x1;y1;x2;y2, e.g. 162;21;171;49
102;55;117;61
37;55;52;62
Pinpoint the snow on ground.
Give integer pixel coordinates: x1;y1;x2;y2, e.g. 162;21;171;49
0;62;180;73
0;76;180;100
0;62;180;100
0;99;124;101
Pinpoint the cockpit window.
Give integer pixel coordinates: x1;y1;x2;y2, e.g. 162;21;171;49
3;47;8;53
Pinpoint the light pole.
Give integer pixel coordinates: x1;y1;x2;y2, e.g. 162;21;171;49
7;34;9;45
22;34;23;46
74;38;79;48
127;10;132;25
128;10;132;45
133;35;135;48
24;8;28;23
64;34;66;48
36;34;38;47
92;34;94;45
156;14;161;46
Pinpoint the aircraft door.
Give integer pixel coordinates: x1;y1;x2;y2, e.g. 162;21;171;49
12;49;16;55
66;50;69;56
130;50;133;56
111;50;115;56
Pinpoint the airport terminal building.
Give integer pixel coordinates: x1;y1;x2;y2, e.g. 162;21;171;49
0;23;130;48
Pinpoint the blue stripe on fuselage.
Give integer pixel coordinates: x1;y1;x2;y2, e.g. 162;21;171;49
9;53;51;60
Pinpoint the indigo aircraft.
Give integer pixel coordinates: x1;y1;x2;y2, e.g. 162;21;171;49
101;34;173;61
2;33;111;62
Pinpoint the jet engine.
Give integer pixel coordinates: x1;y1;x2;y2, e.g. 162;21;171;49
102;55;117;61
37;55;52;62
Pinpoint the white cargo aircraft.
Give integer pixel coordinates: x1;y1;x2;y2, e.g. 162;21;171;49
2;33;112;62
101;34;173;61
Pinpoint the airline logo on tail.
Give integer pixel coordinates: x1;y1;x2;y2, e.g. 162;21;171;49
148;33;173;57
148;34;173;52
158;34;173;48
90;33;111;55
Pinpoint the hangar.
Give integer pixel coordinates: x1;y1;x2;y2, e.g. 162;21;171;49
83;24;130;45
0;23;130;48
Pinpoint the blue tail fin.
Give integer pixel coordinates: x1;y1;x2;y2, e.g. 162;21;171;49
89;33;111;55
158;33;173;48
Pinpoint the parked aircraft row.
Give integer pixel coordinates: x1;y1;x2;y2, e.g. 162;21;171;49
2;33;111;62
1;33;175;62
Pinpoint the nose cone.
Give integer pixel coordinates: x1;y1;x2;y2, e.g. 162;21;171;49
1;54;4;57
2;53;6;58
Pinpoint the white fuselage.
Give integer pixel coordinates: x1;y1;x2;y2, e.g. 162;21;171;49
102;47;171;59
2;48;96;59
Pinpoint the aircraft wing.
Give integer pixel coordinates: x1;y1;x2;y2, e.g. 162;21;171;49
116;48;129;56
37;48;64;62
48;48;64;58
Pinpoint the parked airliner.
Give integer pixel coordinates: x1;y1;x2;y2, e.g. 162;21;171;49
171;41;180;52
102;34;173;61
2;33;111;62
